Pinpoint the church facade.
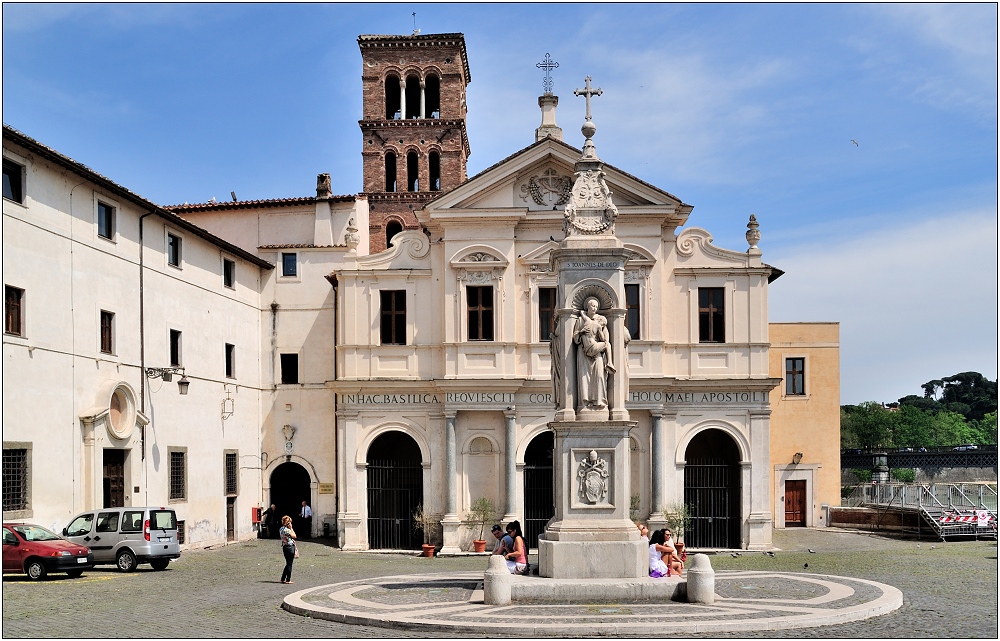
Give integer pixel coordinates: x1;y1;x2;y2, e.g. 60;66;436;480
3;32;839;551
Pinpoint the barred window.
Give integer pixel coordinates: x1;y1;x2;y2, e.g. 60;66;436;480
224;451;238;496
176;520;186;544
2;449;28;512
169;450;186;501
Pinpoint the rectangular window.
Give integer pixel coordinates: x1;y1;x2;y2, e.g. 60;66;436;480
168;450;186;501
97;202;115;240
467;285;494;341
698;287;725;343
625;284;641;340
2;448;28;512
538;287;556;342
224;451;238;496
5;285;23;336
280;353;299;384
170;329;182;367
167;233;182;267
223;258;236;288
100;310;114;354
379;290;406;345
281;253;297;277
786;357;806;395
225;343;236;378
3;159;24;204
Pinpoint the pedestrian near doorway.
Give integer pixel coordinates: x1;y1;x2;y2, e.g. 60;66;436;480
261;504;278;538
300;501;313;539
279;515;297;584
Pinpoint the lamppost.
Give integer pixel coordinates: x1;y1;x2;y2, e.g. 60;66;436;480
872;451;889;484
145;367;190;395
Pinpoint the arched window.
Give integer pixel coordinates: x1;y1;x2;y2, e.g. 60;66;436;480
385;76;401;120
385;152;397;192
407;152;419;192
425;74;440;118
385;220;403;247
405;75;421;119
429;152;441;191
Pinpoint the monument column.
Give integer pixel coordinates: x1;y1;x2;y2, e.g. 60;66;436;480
503;409;518;521
439;411;462;554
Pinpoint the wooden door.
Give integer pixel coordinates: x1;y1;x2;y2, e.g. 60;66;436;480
226;498;236;541
784;480;806;527
103;449;125;508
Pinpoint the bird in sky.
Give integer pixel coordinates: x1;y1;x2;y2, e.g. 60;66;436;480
851;139;859;146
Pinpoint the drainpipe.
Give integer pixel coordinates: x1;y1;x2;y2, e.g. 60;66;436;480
138;212;155;457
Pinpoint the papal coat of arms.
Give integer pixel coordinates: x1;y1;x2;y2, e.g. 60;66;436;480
577;450;610;504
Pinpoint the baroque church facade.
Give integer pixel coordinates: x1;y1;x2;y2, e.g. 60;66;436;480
3;32;840;551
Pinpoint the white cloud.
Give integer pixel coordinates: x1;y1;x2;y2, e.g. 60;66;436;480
769;208;998;405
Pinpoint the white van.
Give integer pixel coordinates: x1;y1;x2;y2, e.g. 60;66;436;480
63;507;181;572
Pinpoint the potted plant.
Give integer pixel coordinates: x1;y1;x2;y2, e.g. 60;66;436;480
663;502;693;558
412;504;436;557
466;497;496;553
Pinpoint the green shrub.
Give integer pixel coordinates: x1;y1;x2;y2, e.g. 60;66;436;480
851;468;873;483
890;468;916;483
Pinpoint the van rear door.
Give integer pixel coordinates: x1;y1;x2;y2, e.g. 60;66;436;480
148;510;179;552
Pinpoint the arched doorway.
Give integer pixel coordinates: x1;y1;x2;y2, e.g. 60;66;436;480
523;430;554;549
683;429;742;549
366;431;423;549
269;461;311;535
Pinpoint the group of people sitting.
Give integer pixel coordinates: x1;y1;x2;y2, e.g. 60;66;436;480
637;521;685;578
489;520;530;574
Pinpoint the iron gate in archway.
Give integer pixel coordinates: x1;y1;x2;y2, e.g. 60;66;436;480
683;429;742;549
366;431;423;550
523;431;554;549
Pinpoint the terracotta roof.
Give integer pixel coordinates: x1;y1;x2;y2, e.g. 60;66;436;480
358;33;470;84
2;124;273;270
167;195;357;212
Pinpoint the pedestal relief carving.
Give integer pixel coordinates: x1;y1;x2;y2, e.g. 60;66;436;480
576;449;610;504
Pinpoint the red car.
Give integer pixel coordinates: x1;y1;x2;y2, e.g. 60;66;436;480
2;523;94;580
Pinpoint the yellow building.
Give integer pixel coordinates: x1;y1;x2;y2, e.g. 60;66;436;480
769;322;841;529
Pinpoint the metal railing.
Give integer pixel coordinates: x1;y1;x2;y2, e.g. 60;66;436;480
843;482;998;540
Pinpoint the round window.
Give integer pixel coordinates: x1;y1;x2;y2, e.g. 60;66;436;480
107;387;134;440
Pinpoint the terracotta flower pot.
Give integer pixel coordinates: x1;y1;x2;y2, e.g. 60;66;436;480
472;539;487;553
421;543;435;557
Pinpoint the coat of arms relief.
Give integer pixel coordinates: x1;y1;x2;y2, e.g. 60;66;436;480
518;168;573;209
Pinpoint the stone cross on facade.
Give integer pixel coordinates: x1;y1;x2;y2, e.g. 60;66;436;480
536;53;559;94
574;76;602;121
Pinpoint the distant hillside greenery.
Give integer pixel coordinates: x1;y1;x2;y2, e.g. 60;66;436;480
841;372;998;449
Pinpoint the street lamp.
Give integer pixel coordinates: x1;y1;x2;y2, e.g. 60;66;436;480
146;367;190;395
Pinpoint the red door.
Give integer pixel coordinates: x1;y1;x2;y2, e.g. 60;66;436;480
784;480;807;527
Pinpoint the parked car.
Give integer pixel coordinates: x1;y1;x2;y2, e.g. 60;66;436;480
2;523;94;580
62;507;180;572
952;444;979;452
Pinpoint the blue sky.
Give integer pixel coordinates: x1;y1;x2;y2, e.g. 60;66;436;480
4;3;997;404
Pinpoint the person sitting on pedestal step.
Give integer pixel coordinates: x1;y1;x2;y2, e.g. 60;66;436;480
504;521;529;575
635;521;650;545
649;529;683;578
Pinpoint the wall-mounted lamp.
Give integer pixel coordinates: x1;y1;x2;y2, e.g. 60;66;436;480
791;452;803;465
146;367;190;395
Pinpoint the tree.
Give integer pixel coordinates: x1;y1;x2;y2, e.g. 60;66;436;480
841;401;896;449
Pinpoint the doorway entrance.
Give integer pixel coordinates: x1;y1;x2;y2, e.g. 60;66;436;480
684;429;742;548
366;431;423;550
269;461;311;536
523;430;554;549
226;497;236;541
102;449;126;508
784;480;806;527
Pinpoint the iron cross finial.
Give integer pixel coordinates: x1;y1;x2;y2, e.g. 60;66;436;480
536;53;559;94
574;76;603;121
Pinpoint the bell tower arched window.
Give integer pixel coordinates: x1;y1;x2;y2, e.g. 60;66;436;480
385;220;403;247
385;152;397;192
425;75;440;118
429;152;441;191
405;75;421;119
385;76;401;120
407;152;419;192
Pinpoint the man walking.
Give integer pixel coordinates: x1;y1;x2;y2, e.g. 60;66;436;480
300;501;313;539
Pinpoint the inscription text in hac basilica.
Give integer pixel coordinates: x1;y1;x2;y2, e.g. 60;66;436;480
340;391;766;405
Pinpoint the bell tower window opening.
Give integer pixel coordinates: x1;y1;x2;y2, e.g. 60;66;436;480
385;220;403;247
404;75;422;119
385;152;397;192
407;152;419;192
425;74;440;118
429;152;440;191
385;75;401;119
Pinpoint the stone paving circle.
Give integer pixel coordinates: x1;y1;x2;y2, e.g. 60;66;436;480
282;569;903;636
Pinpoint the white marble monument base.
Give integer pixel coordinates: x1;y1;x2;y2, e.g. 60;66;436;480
538;538;647;578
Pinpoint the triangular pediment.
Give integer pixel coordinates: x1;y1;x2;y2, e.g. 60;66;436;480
418;137;691;227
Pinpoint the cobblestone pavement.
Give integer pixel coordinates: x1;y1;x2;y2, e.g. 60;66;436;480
2;528;997;638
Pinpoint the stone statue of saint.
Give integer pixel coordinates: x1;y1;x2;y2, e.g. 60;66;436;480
573;297;615;410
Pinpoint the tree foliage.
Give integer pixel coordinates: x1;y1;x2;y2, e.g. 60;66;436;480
841;372;998;448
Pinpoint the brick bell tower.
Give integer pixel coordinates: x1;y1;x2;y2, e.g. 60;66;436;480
358;33;471;253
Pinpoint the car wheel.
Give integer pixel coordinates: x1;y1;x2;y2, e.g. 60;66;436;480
65;569;84;578
25;559;47;581
149;559;169;571
116;549;137;572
